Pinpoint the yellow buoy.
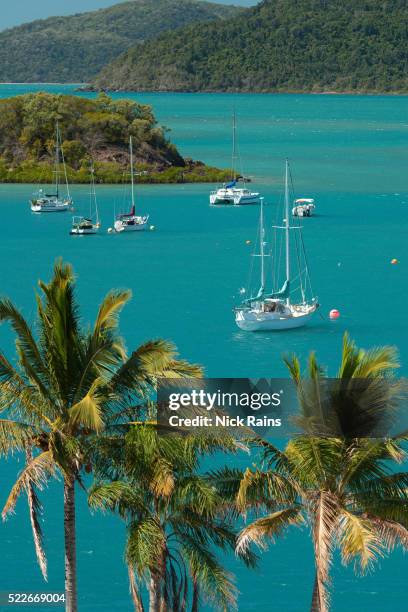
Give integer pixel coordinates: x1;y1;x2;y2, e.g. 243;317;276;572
245;240;251;245
391;258;398;265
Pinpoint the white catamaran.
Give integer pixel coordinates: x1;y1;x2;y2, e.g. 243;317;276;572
113;136;149;233
70;165;100;235
30;122;73;213
235;160;319;331
210;112;260;206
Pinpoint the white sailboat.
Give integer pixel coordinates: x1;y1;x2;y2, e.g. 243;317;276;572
113;136;149;233
70;164;100;235
210;112;260;206
235;160;319;331
30;122;73;213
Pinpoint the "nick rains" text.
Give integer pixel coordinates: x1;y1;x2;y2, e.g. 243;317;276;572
168;414;282;428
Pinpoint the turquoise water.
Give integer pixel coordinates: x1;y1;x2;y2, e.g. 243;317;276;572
0;85;407;610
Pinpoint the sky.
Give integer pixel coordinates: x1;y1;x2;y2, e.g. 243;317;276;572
0;0;256;31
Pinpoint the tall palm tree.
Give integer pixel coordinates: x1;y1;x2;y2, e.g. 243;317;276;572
0;260;201;612
88;424;256;611
235;334;408;612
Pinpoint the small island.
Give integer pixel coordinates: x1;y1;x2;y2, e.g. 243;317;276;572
0;92;230;184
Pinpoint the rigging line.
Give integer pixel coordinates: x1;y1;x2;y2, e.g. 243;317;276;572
288;160;313;300
299;229;315;298
235;121;247;190
274;189;285;291
293;218;306;301
246;214;260;294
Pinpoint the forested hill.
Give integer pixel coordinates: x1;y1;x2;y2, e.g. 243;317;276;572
93;0;408;93
0;0;242;83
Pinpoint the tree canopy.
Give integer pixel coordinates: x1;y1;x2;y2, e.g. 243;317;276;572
0;92;230;184
94;0;408;93
0;0;242;83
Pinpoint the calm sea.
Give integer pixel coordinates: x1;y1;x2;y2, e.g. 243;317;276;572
0;85;407;611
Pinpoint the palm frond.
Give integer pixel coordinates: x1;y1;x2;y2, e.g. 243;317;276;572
236;507;303;555
125;517;165;577
88;481;146;519
237;468;296;512
367;517;408;553
0;298;48;380
181;536;238;611
149;458;175;498
69;379;106;433
338;510;383;573
0;419;37;455
25;448;47;581
283;354;301;383
2;451;55;519
93;289;132;337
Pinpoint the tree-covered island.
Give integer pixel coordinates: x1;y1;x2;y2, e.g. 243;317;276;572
0;92;231;184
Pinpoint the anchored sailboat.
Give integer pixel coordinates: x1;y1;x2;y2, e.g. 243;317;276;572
30;122;73;213
113;136;149;233
235;160;319;331
70;164;100;235
210;112;260;206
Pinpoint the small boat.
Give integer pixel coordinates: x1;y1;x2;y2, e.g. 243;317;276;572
210;112;260;206
30;122;73;213
113;136;149;233
70;165;100;235
292;198;315;217
234;161;319;332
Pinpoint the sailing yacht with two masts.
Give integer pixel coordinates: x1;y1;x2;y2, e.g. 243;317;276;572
113;136;149;233
234;160;318;331
30;122;73;213
210;112;260;206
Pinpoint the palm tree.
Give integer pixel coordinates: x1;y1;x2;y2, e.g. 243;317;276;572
0;260;201;612
88;424;256;611
236;334;408;612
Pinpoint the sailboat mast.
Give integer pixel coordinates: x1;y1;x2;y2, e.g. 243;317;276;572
90;163;98;222
232;110;236;182
260;197;265;290
55;122;60;198
130;136;135;212
285;159;290;305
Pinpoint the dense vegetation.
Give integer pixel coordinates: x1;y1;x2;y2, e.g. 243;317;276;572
0;92;230;184
94;0;408;93
0;0;241;83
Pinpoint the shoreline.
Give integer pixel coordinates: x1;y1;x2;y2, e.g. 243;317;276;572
1;84;408;97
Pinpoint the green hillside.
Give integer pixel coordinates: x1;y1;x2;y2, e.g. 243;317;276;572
0;92;230;184
0;0;241;83
94;0;408;92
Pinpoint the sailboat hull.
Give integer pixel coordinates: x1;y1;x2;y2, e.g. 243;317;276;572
210;189;260;206
114;217;149;232
70;227;99;235
30;200;71;213
235;308;317;331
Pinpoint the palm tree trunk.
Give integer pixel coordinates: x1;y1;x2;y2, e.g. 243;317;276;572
149;574;161;612
128;566;144;612
64;478;77;612
310;572;320;612
149;545;166;612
